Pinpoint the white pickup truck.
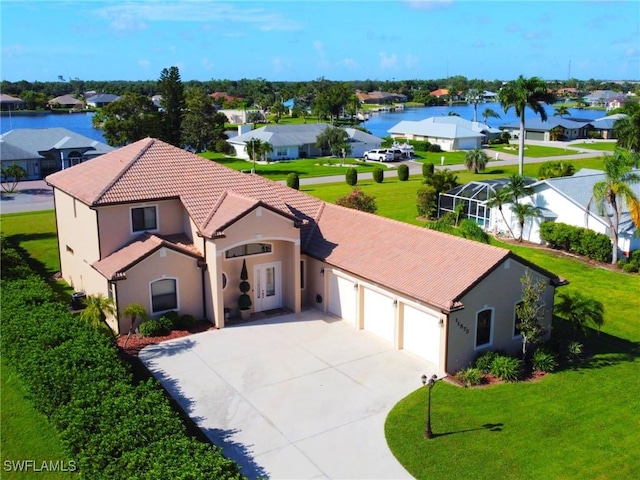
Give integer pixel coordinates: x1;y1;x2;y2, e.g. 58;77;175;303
363;149;393;162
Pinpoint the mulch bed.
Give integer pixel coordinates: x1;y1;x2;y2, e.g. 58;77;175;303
116;322;216;357
445;370;548;388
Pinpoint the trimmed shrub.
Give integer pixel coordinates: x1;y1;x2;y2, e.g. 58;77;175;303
490;355;523;382
428;144;442;153
345;167;358;186
532;348;558;373
474;351;498;373
455;367;483;387
416;185;438;218
422;162;435;178
286;172;300;190
397;163;409;181
162;310;180;328
540;221;612;263
458;219;490;244
372;167;384;183
336;188;377;213
139;318;171;337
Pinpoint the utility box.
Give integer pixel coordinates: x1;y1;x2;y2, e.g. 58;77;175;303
71;292;86;310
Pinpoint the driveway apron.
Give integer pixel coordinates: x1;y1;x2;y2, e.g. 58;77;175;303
140;310;438;480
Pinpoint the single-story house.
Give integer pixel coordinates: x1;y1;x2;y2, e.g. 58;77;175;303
218;109;264;125
584;90;623;107
48;94;84;109
388;116;489;151
439;170;640;256
0;93;26;111
46;138;564;375
499;114;623;141
86;93;121;108
227;123;384;160
0;128;114;179
355;90;407;104
588;114;626;140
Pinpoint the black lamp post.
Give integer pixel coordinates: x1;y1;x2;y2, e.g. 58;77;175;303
421;374;439;439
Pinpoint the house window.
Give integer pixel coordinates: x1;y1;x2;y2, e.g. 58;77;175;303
150;278;177;313
276;147;287;157
225;243;272;259
475;308;494;348
131;206;157;232
222;272;228;290
300;260;305;290
513;301;524;338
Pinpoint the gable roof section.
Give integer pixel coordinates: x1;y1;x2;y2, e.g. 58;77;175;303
0;128;114;160
49;94;83;106
86;93;120;103
228;123;332;147
93;233;202;280
499;117;587;131
388;119;484;139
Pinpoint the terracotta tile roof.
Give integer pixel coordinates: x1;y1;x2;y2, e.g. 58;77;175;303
93;233;202;280
304;203;512;311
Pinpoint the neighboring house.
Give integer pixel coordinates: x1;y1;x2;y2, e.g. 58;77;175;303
482;91;497;102
45;138;564;375
227;123;384;160
0;93;26;111
151;95;163;109
210;92;243;105
86;93;121;108
606;97;627;111
499;114;623;141
439;170;640;256
355;90;407;104
429;88;449;98
218;109;264;125
388;116;489;151
48;94;84;109
583;90;621;107
0;128;114;179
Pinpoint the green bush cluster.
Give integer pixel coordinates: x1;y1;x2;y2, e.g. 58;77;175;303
0;238;244;480
617;250;640;274
286;172;300;190
532;348;558;373
427;144;442;153
454;367;483;387
474;351;522;382
397;163;409;181
540;221;612;263
345;167;358;186
372;166;384;184
138;316;172;337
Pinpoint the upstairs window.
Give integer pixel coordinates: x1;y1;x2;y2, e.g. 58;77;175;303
225;243;272;259
131;206;157;232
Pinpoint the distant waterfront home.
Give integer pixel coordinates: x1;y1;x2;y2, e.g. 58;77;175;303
439;169;640;256
45;138;564;375
499;114;624;141
0;128;114;179
86;93;121;108
388;116;492;151
0;93;26;111
227;123;384;160
48;94;84;109
355;90;407;105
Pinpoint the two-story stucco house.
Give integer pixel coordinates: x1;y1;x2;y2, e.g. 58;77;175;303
46;138;563;374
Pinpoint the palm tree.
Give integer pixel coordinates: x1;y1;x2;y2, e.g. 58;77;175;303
481;107;501;125
553;105;570;118
614;102;640;167
122;303;149;348
511;202;541;242
486;186;517;239
80;293;117;340
464;148;489;174
498;75;555;175
555;291;604;339
466;88;482;122
586;150;640;264
506;174;533;203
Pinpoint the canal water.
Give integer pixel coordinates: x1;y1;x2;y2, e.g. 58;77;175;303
0;104;606;144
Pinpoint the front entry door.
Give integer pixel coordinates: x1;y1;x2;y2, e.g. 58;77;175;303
253;262;282;312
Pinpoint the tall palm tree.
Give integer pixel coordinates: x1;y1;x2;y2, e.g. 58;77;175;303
555;291;604;339
506;174;533;203
553;105;570;118
486;186;517;239
80;293;117;340
464;147;489;174
614;102;640;167
511;202;541;242
466;88;483;122
498;75;555;175
586;150;640;264
481;107;501;125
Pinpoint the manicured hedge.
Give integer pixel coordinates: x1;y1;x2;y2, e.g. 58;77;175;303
0;237;245;480
539;221;612;263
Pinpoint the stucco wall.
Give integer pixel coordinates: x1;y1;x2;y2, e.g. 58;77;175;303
446;259;555;374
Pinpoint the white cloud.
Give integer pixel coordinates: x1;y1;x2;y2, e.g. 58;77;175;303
138;59;151;68
379;52;398;69
337;58;358;69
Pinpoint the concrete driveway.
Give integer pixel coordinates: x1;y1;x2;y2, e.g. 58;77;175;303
140;310;437;480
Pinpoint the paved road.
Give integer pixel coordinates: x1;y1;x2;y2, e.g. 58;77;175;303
0;142;610;214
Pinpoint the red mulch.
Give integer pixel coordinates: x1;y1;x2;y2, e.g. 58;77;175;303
117;322;216;357
446;371;547;388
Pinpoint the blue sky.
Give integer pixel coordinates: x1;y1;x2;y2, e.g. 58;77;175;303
2;0;639;82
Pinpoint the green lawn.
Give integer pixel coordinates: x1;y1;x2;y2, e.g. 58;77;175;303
569;142;617;152
489;143;577;158
1;359;77;479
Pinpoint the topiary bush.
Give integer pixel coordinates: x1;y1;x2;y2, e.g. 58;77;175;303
372;167;384;183
428;144;442;153
532;347;558;373
286;172;300;190
345;167;358;186
490;355;523;382
422;162;435;178
397;163;409;181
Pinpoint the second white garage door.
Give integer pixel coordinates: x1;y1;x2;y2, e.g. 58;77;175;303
363;288;395;344
402;305;441;365
328;273;357;328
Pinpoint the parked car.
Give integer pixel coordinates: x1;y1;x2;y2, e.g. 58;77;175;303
364;149;393;162
388;148;403;161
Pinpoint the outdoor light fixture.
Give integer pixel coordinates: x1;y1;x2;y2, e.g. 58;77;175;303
421;374;439;439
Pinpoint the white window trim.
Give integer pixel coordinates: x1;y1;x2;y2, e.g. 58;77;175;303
474;306;495;350
149;276;179;314
130;204;159;234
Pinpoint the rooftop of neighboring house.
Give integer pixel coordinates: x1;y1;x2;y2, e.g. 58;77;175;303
0;128;114;161
46;138;561;312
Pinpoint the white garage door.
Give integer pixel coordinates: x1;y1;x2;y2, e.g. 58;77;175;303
363;288;395;343
403;305;441;366
328;273;357;327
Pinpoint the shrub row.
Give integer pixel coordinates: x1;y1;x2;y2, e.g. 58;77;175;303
540;221;612;263
139;311;196;337
0;238;245;480
617;250;640;274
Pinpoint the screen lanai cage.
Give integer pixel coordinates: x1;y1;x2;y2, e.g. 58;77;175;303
438;178;537;230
